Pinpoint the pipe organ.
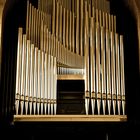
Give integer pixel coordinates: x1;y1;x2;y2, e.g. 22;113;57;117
14;0;126;121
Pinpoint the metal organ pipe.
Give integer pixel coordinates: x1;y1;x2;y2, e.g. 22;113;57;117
15;0;126;116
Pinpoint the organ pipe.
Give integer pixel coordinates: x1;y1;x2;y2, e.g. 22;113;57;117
15;0;126;116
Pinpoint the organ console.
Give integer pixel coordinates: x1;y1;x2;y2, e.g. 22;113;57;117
13;0;127;121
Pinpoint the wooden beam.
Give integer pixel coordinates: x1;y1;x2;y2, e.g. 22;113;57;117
57;74;84;80
14;115;127;122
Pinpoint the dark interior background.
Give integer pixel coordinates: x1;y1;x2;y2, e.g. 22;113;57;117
0;0;139;139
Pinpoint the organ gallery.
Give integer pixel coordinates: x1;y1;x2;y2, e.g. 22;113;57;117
1;0;140;138
13;0;126;120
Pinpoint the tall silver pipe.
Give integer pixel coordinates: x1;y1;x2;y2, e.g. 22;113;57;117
33;47;38;115
47;54;51;114
120;35;125;115
115;33;121;115
96;23;101;115
25;40;30;115
111;32;116;115
20;35;27;115
90;17;96;115
15;28;23;115
44;52;48;115
84;10;90;115
106;29;111;115
41;50;45;114
37;50;41;114
101;26;106;115
29;44;34;115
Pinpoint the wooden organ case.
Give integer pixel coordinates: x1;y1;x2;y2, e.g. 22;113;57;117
0;0;140;139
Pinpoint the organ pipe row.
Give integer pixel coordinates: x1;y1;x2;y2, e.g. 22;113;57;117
15;0;126;115
15;28;57;115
